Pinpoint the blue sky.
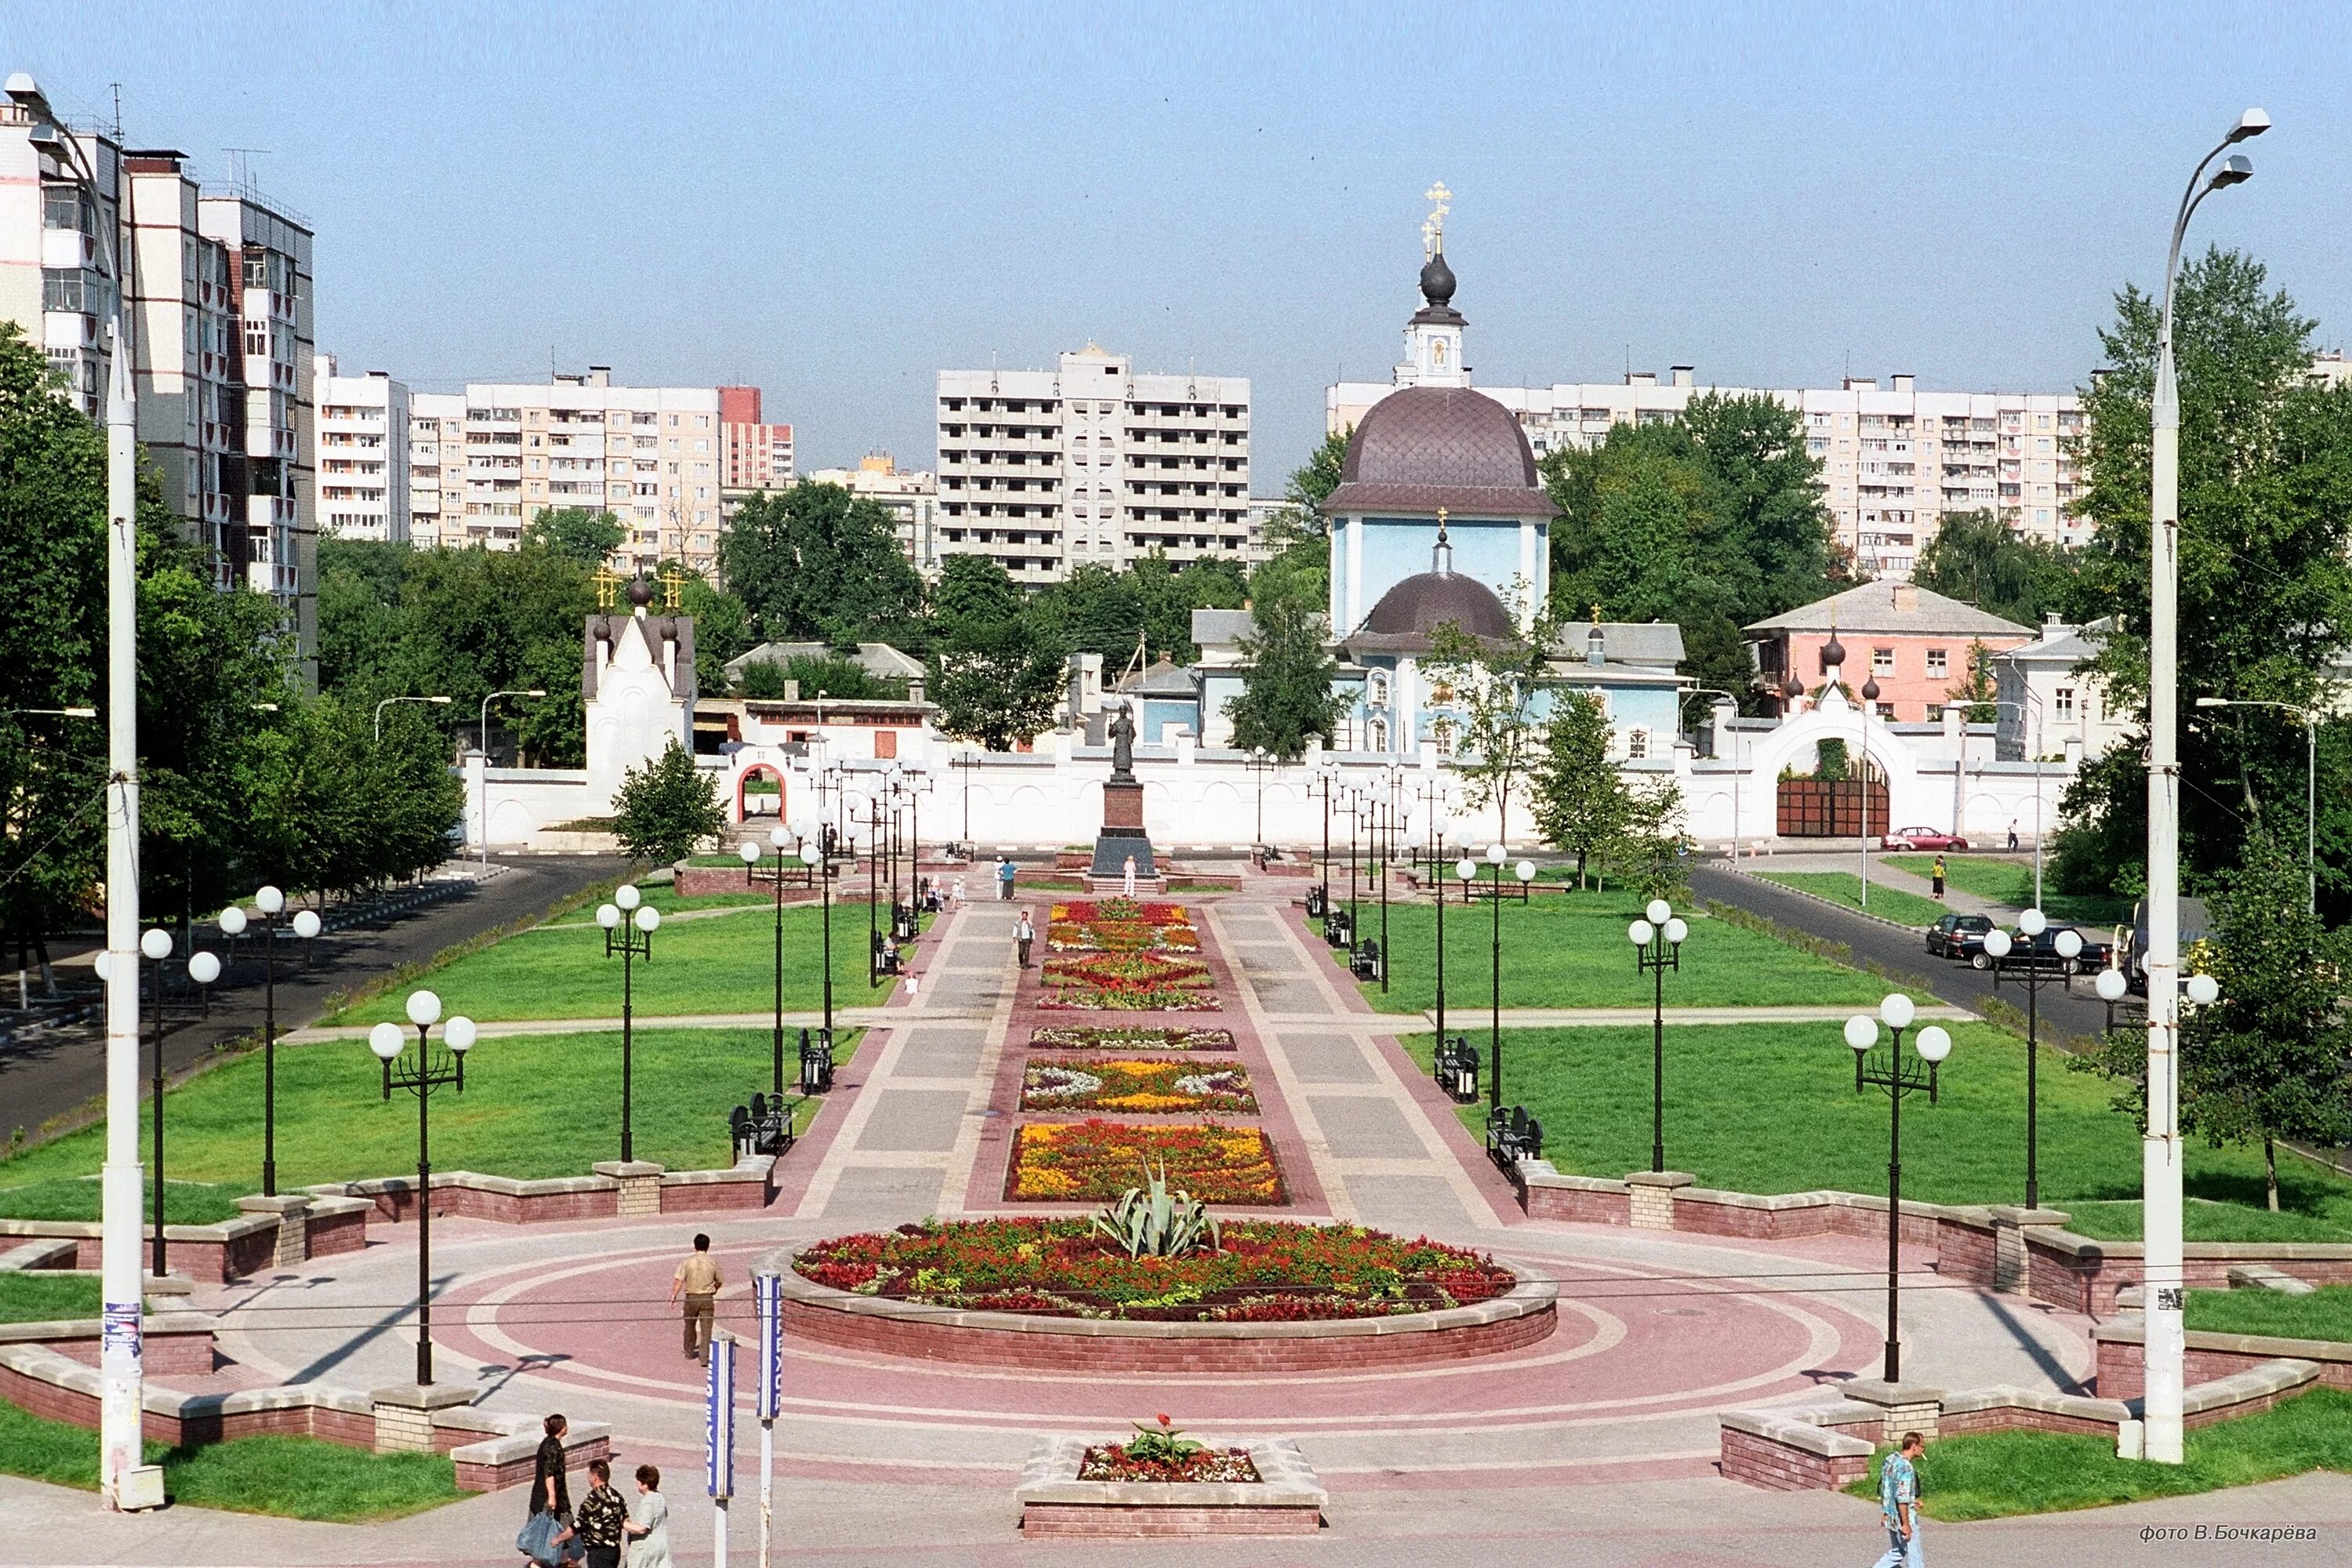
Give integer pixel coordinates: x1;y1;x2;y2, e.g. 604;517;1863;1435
9;2;2350;477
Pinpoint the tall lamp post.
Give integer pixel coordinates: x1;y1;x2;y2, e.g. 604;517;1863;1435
803;833;833;1085
1842;993;1952;1383
131;929;220;1276
366;991;477;1386
219;887;319;1196
1479;844;1537;1109
2194;697;2317;912
1628;898;1689;1173
1980;908;2080;1210
477;688;546;869
1991;693;2048;906
740;825;795;1097
1309;767;1337;918
595;885;661;1161
373;693;452;742
1858;676;1882;910
1246;748;1276;848
2145;107;2266;1466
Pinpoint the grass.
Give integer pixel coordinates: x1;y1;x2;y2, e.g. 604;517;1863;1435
0;1272;100;1323
1753;871;1952;929
327;898;901;1023
0;1177;246;1227
0;1028;863;1192
2060;1197;2352;1244
1330;892;1908;1014
1934;856;2133;927
1844;1388;2352;1519
1398;1022;2352;1223
2188;1284;2352;1342
0;1397;464;1521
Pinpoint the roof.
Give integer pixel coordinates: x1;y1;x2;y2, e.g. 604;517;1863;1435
1997;618;2108;666
1341;569;1513;654
583;612;695;702
1190;608;1258;649
1323;386;1554;519
1114;656;1200;699
723;641;925;683
1547;621;1687;669
1742;579;2034;640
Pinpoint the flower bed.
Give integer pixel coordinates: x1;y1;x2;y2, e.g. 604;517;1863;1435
1047;899;1202;955
1029;1025;1236;1053
1040;953;1221;1011
1080;1444;1258;1484
791;1216;1514;1320
1022;1058;1256;1116
1007;1121;1283;1204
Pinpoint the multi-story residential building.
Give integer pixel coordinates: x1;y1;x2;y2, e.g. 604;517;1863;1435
935;345;1250;584
407;390;463;547
804;453;940;575
718;385;793;491
2;75;317;659
314;354;408;543
1330;365;2085;579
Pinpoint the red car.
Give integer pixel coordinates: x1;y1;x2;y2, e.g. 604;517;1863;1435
1882;826;1970;851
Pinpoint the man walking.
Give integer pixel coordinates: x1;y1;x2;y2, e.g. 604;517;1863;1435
1015;909;1036;967
670;1233;721;1366
1870;1431;1925;1567
2007;819;2020;852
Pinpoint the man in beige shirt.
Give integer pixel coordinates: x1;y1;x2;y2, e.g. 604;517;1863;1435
670;1233;722;1364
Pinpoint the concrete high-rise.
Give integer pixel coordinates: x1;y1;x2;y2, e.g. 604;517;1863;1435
314;354;408;543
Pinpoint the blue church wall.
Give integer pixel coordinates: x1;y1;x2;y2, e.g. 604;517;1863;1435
1141;697;1200;742
1338;514;1548;631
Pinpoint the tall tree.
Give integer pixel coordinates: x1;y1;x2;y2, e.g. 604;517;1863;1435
926;554;1065;751
1247;427;1349;614
1529;691;1632;887
720;481;926;648
1914;510;2078;626
1424;589;1560;843
1678;390;1836;617
523;506;626;566
612;739;725;864
1223;592;1347;762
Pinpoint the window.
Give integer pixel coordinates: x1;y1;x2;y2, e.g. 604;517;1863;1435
2054;686;2076;719
1431;717;1454;757
1367;718;1388;751
1871;647;1895;674
1925;703;1945;722
1875;702;1896;720
1367;672;1389;706
1925;648;1948;677
1625;728;1649;760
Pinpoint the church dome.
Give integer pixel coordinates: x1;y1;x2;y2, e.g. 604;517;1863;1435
1359;568;1512;642
1324;386;1552;518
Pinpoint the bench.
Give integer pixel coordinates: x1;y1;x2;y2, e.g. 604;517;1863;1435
1485;1105;1543;1173
729;1093;793;1160
1349;939;1382;981
1433;1036;1479;1103
799;1027;836;1095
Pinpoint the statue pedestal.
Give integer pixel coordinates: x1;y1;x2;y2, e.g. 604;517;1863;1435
1090;778;1159;883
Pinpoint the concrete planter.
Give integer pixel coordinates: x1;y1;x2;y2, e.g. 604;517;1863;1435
1017;1436;1325;1537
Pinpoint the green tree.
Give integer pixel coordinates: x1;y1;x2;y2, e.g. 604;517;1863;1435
720;482;926;648
1425;587;1560;840
1914;510;2078;626
612;739;725;865
928;621;1064;750
1246;429;1349;615
1606;778;1696;898
1678;390;1836;617
1529;691;1632;887
522;506;626;565
1029;564;1146;664
1944;639;1998;724
676;570;753;695
1223;593;1346;762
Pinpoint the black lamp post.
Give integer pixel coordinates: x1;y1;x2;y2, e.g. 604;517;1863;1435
1246;747;1276;848
218;887;317;1198
1345;788;1361;950
1479;844;1537;1110
368;992;477;1387
1308;766;1336;918
1844;995;1952;1384
595;885;661;1162
802;834;833;1089
1628;898;1688;1174
1980;907;2082;1210
739;828;793;1098
133;929;220;1276
858;800;884;987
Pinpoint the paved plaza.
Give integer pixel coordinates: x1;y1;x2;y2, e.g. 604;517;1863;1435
9;878;2345;1565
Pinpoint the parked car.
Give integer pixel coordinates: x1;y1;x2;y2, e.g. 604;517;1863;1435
1926;912;1994;960
1973;924;2116;975
1882;826;1970;851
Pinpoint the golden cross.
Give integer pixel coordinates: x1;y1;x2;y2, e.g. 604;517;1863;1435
658;563;686;612
1422;181;1451;260
592;564;622;610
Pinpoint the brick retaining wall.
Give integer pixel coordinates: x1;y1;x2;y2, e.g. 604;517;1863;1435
1022;1503;1322;1537
1719;1424;1872;1490
2096;1324;2352;1402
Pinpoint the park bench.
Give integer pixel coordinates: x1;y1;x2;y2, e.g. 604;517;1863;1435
1323;908;1355;949
729;1092;793;1160
1433;1036;1479;1103
1485;1105;1543;1173
799;1026;835;1095
1350;939;1382;981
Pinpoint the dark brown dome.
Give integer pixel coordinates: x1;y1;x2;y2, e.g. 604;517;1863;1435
1359;571;1512;642
1324;387;1552;518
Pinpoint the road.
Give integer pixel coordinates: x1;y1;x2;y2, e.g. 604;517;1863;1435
0;855;622;1142
1690;859;2125;1044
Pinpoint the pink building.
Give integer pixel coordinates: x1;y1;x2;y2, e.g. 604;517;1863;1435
720;386;794;492
1745;579;2031;723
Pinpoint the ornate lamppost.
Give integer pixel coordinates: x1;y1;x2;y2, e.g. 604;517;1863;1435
1979;906;2081;1210
1478;844;1537;1109
801;832;833;1091
740;825;796;1098
125;930;219;1275
1628;898;1689;1174
595;885;661;1161
366;990;477;1386
1308;766;1337;919
220;887;318;1196
1842;993;1951;1383
1246;746;1277;850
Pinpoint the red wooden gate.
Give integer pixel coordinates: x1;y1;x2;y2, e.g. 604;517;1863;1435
1775;778;1890;837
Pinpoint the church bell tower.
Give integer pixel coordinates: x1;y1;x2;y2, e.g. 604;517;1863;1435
1397;182;1468;388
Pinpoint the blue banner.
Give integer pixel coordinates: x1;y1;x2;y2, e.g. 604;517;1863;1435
705;1333;735;1499
754;1274;782;1421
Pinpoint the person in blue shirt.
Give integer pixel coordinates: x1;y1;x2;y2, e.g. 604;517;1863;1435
1871;1430;1925;1566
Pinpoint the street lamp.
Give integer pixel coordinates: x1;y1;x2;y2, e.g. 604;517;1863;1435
134;928;219;1276
1628;898;1690;1174
373;694;452;743
742;826;794;1098
221;887;320;1196
1479;844;1537;1110
801;831;834;1090
1980;907;2081;1209
1308;767;1337;919
1843;993;1951;1383
2194;697;2317;912
477;688;546;869
595;886;661;1161
367;991;477;1386
1246;747;1277;850
1859;676;1883;911
1991;693;2049;907
2143;106;2266;1467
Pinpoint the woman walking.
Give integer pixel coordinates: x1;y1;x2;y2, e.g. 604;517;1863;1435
575;1458;627;1568
624;1464;672;1568
522;1413;575;1564
1121;854;1138;897
1930;853;1947;901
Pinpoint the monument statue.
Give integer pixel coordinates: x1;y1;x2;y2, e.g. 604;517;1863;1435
1091;700;1154;884
1107;700;1138;781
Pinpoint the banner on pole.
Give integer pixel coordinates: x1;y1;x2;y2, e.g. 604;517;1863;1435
706;1332;736;1499
754;1274;782;1421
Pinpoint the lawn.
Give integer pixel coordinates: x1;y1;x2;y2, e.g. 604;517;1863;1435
0;1272;100;1323
0;1028;864;1195
1935;856;2133;927
1752;871;1951;929
0;1398;463;1521
1329;893;1907;1014
1846;1388;2352;1519
1397;1023;2352;1225
2062;1198;2352;1244
328;898;898;1023
2188;1284;2352;1342
0;1177;245;1228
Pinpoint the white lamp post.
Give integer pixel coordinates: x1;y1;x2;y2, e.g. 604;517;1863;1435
368;992;477;1386
1844;993;1950;1383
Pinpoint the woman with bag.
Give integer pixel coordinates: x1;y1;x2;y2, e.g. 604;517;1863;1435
624;1464;672;1568
515;1414;579;1565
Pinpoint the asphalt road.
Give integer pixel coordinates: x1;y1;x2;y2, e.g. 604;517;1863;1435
1689;859;2128;1044
0;855;623;1142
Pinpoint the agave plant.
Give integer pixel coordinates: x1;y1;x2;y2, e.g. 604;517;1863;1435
1091;1156;1221;1259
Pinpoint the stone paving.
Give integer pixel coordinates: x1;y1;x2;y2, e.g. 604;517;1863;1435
9;873;2346;1565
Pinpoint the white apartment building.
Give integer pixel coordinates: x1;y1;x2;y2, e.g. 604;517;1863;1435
2;75;317;657
408;390;463;547
804;453;941;575
314;354;408;543
936;345;1250;584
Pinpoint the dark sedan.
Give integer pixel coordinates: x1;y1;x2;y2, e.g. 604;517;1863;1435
1972;924;2115;974
1926;912;1994;960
